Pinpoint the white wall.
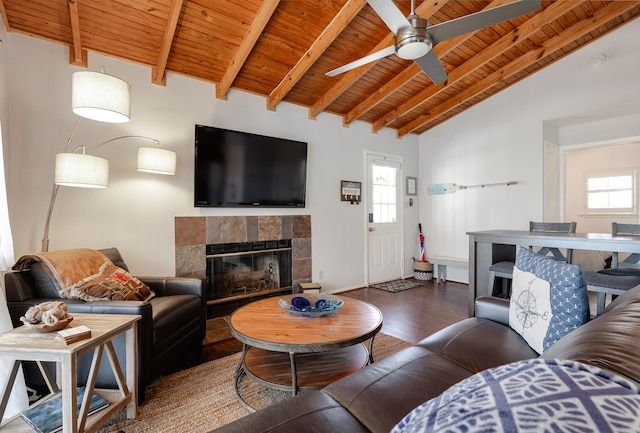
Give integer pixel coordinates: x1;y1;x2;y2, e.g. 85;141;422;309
0;24;8;178
419;18;640;283
2;34;420;292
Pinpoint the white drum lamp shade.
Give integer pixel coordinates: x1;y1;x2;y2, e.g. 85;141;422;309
55;153;109;188
72;71;131;123
137;147;177;175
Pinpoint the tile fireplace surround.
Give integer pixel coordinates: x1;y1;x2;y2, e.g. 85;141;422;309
174;215;312;292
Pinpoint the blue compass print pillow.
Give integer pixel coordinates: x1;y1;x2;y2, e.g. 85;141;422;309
509;246;589;354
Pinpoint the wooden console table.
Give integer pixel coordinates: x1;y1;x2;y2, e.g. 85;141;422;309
0;313;139;433
467;230;640;316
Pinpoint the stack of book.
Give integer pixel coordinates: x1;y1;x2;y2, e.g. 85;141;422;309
20;387;108;433
299;282;321;293
55;325;91;344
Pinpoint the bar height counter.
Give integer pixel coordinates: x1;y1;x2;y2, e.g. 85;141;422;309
467;230;640;316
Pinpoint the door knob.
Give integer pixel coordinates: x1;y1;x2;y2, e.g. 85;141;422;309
369;227;374;232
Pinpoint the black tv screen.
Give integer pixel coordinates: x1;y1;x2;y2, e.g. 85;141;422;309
194;125;307;207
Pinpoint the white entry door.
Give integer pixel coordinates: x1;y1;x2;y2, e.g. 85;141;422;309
366;152;403;284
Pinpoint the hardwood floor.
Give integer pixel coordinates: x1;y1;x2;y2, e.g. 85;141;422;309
340;279;603;345
198;277;605;367
199;278;469;365
340;279;469;344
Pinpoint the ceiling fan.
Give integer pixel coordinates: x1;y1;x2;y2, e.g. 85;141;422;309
326;0;541;84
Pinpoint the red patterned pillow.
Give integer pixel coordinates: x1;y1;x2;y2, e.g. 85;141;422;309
62;262;155;302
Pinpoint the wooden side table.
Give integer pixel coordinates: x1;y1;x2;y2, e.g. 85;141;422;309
0;313;140;433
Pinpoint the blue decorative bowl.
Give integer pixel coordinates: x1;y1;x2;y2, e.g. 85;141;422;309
278;294;344;317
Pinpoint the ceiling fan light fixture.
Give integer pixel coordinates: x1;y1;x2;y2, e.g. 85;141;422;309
396;38;432;60
395;16;432;60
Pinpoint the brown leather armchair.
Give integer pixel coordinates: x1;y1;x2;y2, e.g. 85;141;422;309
4;247;205;404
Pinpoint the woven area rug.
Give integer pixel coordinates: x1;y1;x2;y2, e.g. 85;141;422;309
369;279;423;293
99;333;411;433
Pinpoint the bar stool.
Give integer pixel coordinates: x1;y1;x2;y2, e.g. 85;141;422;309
584;222;640;314
488;221;577;298
611;222;640;270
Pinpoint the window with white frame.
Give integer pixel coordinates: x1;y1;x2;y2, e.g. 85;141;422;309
585;169;637;215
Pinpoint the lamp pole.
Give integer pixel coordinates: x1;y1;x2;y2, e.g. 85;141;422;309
41;118;82;252
41;184;60;252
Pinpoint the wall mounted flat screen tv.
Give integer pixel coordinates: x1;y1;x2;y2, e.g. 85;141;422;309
194;125;308;207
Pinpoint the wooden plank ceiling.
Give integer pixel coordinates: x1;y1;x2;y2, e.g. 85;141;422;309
1;0;639;137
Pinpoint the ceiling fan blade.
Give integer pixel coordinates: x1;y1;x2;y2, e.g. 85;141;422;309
326;45;396;77
428;0;541;44
367;0;412;34
413;50;447;85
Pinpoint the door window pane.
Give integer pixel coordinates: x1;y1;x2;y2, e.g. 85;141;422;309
372;164;397;223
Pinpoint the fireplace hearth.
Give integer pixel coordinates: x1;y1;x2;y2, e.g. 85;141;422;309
175;215;312;317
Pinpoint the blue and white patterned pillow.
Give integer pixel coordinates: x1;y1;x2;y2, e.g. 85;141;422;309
390;358;640;433
509;246;589;354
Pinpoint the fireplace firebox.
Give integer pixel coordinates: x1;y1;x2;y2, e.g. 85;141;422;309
206;240;292;304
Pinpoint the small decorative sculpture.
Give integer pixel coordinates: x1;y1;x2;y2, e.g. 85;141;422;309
20;301;72;331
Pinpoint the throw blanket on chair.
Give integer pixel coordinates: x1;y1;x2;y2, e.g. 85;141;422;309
13;248;154;302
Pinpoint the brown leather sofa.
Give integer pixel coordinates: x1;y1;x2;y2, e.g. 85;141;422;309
212;286;640;433
4;247;205;404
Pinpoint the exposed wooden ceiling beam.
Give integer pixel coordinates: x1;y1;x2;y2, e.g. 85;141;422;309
344;8;494;127
266;0;367;112
397;49;543;136
3;1;638;136
373;0;577;133
309;34;390;120
397;1;639;136
344;0;510;127
152;0;184;86
309;0;445;120
343;66;421;125
68;0;86;67
216;0;280;100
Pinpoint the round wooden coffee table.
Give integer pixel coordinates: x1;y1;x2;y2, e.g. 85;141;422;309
229;295;383;412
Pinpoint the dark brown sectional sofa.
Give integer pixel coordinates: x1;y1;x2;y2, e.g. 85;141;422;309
212;286;640;433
